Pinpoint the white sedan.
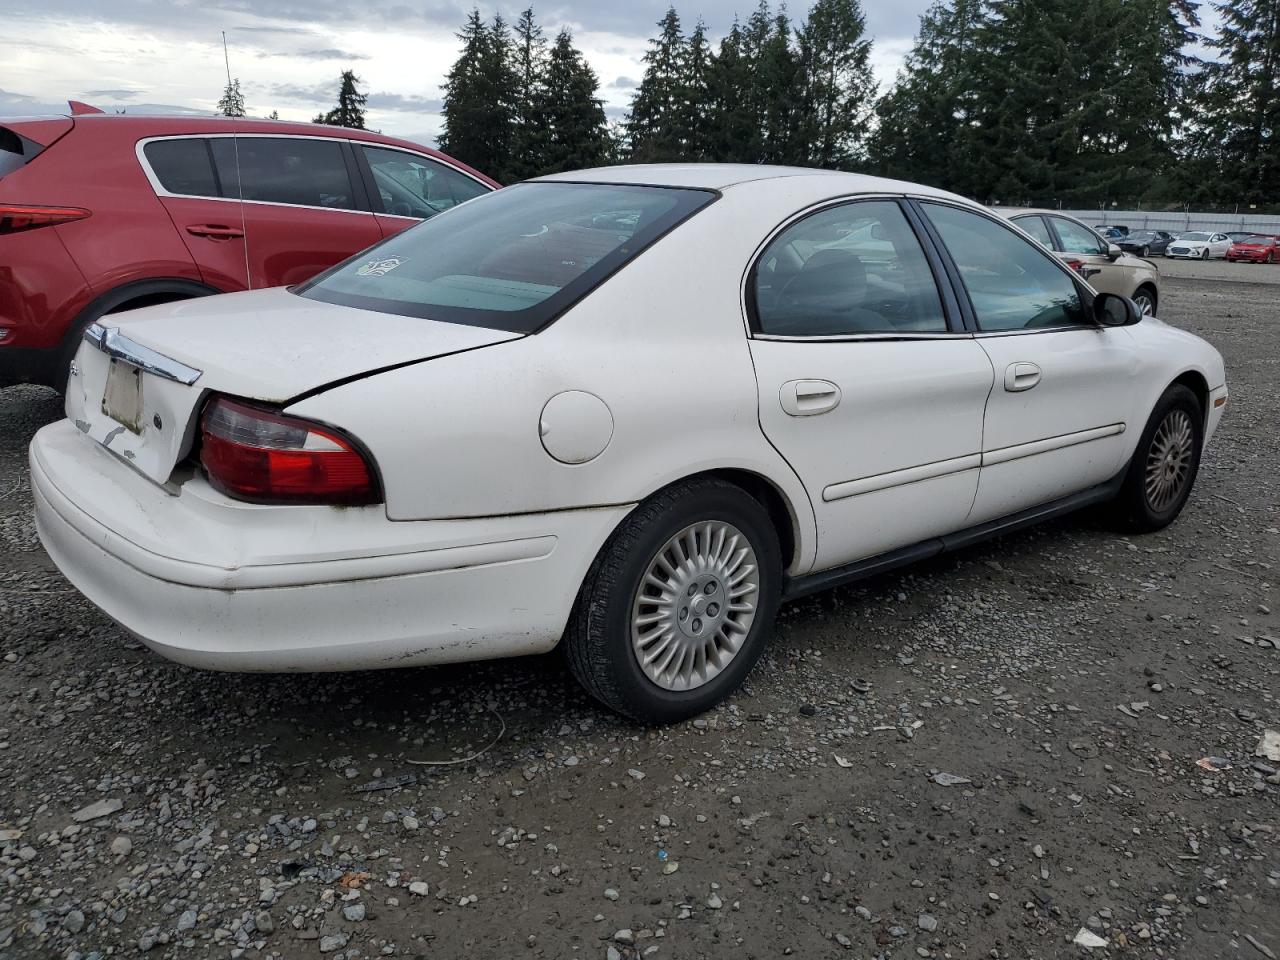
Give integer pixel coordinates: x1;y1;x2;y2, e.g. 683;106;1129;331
1166;231;1232;259
32;165;1228;722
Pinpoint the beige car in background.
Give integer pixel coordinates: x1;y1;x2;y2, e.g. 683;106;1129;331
999;210;1162;316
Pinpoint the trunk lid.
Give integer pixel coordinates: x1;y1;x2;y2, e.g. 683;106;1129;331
65;287;521;485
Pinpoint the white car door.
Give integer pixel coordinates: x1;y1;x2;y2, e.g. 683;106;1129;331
747;198;995;572
1209;233;1231;258
919;201;1142;524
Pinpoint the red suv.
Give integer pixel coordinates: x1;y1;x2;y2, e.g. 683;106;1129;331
0;105;497;389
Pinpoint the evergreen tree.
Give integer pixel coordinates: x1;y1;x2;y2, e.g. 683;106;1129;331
1182;0;1278;203
680;19;714;160
267;109;280;120
217;78;246;117
704;20;757;161
758;9;804;163
796;0;877;168
439;10;518;182
627;8;689;161
538;30;611;173
509;7;550;180
869;0;987;190
313;70;368;129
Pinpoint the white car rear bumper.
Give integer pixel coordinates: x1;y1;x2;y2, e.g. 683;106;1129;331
31;420;632;672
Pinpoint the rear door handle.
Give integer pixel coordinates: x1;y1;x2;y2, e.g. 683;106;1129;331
1004;362;1041;392
186;224;245;240
780;379;841;416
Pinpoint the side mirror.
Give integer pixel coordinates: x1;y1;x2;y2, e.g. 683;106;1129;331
1094;292;1141;327
1106;243;1122;260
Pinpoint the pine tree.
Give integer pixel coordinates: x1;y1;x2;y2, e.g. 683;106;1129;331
704;20;757;161
627;8;689;162
680;20;714;160
217;78;246;117
267;109;280;120
869;0;988;190
796;0;877;168
508;7;549;180
537;30;611;173
313;70;368;129
758;10;803;164
1182;0;1279;203
439;10;518;182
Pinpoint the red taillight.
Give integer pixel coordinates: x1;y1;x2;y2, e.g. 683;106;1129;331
0;203;90;234
1063;257;1086;276
199;397;379;506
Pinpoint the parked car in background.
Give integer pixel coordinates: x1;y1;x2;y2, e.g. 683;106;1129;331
1226;234;1280;263
1166;232;1232;260
0;104;497;390
32;165;1227;721
1095;224;1129;239
1117;230;1176;258
1002;210;1161;315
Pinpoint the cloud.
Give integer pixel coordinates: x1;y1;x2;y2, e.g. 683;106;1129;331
365;92;442;112
294;47;369;60
83;88;141;99
608;75;637;89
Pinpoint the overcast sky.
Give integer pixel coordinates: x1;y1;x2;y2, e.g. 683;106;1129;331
0;1;931;145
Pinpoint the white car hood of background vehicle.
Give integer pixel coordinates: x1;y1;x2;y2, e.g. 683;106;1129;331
104;287;522;402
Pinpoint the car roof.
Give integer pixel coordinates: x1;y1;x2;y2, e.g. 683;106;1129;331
533;163;973;202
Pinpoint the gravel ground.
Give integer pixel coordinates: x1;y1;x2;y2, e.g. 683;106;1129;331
1;261;1277;960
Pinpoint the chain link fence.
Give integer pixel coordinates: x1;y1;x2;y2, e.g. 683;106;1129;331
991;205;1280;236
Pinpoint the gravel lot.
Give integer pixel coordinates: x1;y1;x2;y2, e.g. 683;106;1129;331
1;260;1277;960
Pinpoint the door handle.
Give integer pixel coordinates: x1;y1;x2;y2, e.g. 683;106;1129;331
186;224;245;240
780;379;841;416
1004;362;1041;392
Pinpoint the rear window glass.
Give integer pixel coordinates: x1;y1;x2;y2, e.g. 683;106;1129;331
0;128;35;179
211;137;356;210
298;182;716;332
143;139;220;197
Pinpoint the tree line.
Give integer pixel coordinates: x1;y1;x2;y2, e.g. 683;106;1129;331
220;0;1279;207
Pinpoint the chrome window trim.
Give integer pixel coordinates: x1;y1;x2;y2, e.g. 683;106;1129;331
135;134;489;218
752;331;972;343
84;323;203;385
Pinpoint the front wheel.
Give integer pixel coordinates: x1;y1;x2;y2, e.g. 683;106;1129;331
1140;246;1150;257
1201;248;1210;260
1132;285;1157;316
1111;384;1203;532
565;478;782;723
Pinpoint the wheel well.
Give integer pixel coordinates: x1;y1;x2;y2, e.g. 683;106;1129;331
1172;370;1208;416
701;468;799;571
1134;282;1157;308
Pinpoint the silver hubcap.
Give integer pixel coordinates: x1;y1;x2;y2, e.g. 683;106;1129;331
630;521;760;691
1145;410;1194;511
1134;293;1154;315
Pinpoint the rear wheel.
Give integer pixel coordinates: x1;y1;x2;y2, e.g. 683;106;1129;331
1111;384;1203;532
565;477;782;723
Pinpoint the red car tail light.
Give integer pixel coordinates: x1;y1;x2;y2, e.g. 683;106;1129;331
0;203;90;234
1063;257;1086;276
200;397;380;506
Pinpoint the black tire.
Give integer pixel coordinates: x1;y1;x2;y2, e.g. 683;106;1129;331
565;477;782;723
1200;248;1210;260
1111;384;1203;533
1140;245;1150;258
1132;284;1158;316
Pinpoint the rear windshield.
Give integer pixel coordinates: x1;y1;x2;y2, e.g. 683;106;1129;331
0;128;39;179
297;181;716;332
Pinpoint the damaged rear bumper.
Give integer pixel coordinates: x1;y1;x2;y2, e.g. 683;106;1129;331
31;419;631;671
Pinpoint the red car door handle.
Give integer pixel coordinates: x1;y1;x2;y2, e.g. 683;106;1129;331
186;224;244;240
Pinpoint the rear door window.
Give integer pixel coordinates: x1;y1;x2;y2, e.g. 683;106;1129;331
211;137;357;211
1012;215;1054;249
361;146;489;219
143;138;220;198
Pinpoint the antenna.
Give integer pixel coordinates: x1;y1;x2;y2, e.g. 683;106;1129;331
222;31;232;87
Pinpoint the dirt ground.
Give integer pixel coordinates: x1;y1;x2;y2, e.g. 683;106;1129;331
1;259;1277;960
